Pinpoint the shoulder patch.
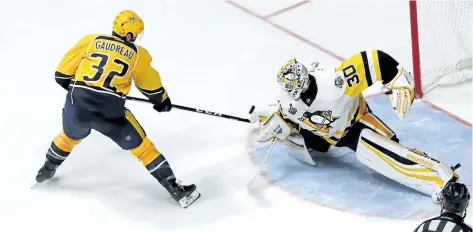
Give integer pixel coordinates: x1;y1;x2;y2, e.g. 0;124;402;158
334;75;344;88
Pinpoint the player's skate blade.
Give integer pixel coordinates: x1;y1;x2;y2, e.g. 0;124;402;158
178;190;201;208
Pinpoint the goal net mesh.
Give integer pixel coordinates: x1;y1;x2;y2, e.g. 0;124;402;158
415;0;472;95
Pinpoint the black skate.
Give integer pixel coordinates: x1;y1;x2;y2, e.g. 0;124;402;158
35;160;59;183
165;178;200;208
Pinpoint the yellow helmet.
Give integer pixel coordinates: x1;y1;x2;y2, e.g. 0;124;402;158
112;10;144;42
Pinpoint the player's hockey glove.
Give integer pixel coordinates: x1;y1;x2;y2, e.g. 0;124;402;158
153;97;172;112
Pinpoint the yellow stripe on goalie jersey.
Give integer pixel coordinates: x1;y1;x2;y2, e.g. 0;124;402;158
57;34;164;96
338;50;383;98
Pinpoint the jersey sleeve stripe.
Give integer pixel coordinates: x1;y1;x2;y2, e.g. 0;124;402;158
361;51;374;87
55;71;74;79
365;51;380;85
137;87;164;95
137;87;167;105
371;50;383;82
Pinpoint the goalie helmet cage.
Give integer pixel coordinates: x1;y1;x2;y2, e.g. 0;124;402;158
409;0;472;98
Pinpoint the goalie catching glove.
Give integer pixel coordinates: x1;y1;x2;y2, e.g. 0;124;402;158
382;66;420;119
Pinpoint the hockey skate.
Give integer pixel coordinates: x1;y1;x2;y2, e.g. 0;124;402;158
35;160;59;183
164;178;201;208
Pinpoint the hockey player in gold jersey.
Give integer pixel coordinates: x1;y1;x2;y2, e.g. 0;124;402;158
251;50;463;202
35;10;200;208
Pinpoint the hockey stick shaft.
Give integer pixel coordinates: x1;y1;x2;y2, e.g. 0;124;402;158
248;137;277;188
126;96;254;123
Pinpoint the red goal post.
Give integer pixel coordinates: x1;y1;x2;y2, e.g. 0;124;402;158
409;0;472;98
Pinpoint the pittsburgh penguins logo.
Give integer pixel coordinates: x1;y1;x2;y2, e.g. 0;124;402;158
298;110;339;133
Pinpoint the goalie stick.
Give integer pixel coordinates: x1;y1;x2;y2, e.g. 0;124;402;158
247;137;277;189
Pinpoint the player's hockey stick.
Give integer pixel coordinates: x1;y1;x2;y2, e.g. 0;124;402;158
126;96;255;123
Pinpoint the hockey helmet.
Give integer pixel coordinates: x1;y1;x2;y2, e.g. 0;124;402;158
441;182;470;216
113;10;144;42
277;58;310;101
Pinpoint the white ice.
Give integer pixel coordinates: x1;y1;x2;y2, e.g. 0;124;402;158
0;0;471;231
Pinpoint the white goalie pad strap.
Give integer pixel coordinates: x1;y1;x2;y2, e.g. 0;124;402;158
355;129;455;198
382;67;416;119
257;113;292;142
283;133;317;166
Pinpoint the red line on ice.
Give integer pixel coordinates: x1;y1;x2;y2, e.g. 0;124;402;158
226;1;345;61
263;1;310;19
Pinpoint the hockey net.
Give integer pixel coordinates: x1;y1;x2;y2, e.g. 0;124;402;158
410;0;472;97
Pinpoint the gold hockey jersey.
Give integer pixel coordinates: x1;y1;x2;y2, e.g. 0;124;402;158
55;34;167;103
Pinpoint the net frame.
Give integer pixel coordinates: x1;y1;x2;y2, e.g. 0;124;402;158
409;0;472;97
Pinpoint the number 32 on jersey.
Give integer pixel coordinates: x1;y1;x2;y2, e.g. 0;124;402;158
83;52;130;92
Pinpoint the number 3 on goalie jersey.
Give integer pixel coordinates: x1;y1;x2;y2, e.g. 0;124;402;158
83;52;130;92
343;65;360;87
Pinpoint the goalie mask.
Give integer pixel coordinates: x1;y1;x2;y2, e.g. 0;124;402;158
277;59;310;101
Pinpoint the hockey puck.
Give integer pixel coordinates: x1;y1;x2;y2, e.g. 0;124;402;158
249;105;255;114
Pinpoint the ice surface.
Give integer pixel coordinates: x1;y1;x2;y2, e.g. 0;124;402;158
0;0;471;232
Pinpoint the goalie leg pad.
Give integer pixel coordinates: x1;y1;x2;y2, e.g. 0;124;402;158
283;133;318;166
355;129;458;199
